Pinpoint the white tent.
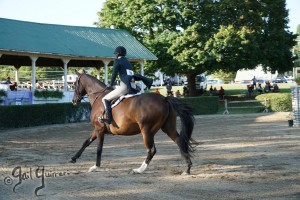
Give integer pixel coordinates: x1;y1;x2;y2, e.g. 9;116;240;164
235;65;277;83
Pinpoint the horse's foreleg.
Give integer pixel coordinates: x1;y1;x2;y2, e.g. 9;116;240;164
70;136;96;163
132;135;156;174
88;132;105;172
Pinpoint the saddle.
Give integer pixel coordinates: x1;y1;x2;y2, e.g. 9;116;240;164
111;92;141;108
98;93;141;125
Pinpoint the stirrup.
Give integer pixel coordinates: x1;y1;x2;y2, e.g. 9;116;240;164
98;116;111;124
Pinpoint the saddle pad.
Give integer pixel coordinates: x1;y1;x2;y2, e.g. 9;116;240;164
111;92;141;108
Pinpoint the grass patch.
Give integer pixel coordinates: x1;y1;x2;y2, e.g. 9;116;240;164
147;83;294;96
146;83;295;115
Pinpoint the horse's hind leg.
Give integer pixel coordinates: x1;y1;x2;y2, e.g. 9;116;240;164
70;131;97;163
132;133;156;174
162;120;192;175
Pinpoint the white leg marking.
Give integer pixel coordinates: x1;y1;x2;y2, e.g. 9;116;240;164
132;160;148;174
88;165;99;172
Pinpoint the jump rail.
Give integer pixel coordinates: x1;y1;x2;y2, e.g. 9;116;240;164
223;98;269;115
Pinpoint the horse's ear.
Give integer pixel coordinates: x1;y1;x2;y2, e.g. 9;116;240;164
77;69;86;74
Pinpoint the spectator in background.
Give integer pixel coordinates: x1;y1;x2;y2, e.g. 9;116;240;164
252;76;257;88
183;85;189;96
264;81;272;93
218;86;225;100
36;79;43;89
166;82;173;96
212;87;218;96
256;83;263;94
273;84;280;93
9;82;17;91
175;90;181;97
247;84;254;96
2;76;17;91
2;76;12;84
155;88;160;94
209;85;214;96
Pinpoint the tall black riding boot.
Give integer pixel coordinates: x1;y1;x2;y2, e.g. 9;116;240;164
101;100;112;124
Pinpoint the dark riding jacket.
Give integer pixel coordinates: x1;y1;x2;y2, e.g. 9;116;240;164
111;56;153;94
111;56;133;86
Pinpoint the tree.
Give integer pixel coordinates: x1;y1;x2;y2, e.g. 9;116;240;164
97;0;296;96
293;25;300;68
211;70;236;83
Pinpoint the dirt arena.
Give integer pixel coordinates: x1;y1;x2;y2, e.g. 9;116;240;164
1;112;300;200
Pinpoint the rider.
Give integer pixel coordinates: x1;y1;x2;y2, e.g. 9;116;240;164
100;46;152;124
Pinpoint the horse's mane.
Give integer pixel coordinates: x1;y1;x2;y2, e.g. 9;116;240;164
84;73;107;88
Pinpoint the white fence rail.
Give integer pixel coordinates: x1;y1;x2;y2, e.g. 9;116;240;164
223;98;269;115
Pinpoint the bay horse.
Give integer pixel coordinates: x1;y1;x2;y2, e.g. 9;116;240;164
71;71;195;175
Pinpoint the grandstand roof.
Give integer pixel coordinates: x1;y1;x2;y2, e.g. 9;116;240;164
0;18;157;67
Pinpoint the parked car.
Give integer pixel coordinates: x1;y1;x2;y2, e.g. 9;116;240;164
184;74;207;91
256;79;265;84
272;77;287;83
152;79;163;86
207;79;224;84
286;77;294;83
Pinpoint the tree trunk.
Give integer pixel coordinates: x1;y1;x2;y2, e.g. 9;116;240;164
187;74;197;97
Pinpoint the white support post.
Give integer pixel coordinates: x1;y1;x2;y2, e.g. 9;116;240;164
30;56;38;91
223;99;229;115
139;61;145;93
263;98;269;113
103;60;110;85
14;68;19;83
62;59;70;91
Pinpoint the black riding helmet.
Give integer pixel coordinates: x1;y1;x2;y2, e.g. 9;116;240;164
114;46;127;56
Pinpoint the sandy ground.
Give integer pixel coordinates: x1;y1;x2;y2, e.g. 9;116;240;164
1;112;300;200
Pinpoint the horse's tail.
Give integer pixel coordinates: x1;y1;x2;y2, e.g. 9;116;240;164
165;96;195;157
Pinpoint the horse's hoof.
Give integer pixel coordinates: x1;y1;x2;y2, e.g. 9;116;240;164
88;165;99;172
181;171;190;176
130;161;147;174
129;169;140;175
69;159;76;163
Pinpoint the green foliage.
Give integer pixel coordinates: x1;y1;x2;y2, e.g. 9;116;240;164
205;25;261;72
210;70;236;83
98;0;296;96
0;96;217;129
181;96;219;115
0;90;7;97
34;90;64;99
0;103;91;129
256;93;292;112
0;66;14;81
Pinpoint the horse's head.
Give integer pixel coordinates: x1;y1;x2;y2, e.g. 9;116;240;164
72;70;87;105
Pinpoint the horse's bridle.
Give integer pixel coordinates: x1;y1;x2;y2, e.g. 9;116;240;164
74;73;85;101
75;73;109;105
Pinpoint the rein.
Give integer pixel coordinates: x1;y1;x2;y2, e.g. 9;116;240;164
75;73;109;106
87;88;109;106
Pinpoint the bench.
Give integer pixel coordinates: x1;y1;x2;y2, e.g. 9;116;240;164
223;98;269;115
